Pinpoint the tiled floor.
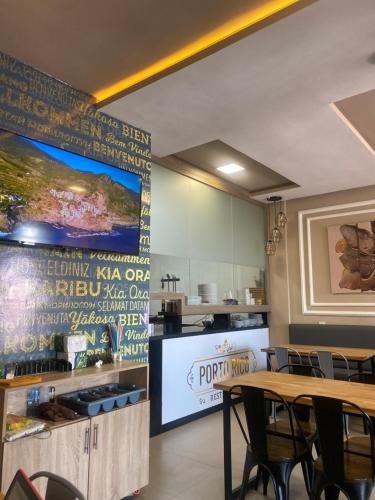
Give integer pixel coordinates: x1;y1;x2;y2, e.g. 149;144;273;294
140;410;375;499
140;409;311;500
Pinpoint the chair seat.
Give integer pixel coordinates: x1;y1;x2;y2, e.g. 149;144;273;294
314;450;373;481
267;417;316;441
344;436;371;457
250;434;308;461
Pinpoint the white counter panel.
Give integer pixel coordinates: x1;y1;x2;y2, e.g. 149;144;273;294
162;328;269;425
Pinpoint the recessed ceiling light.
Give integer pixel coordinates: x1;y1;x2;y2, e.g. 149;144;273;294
216;163;244;175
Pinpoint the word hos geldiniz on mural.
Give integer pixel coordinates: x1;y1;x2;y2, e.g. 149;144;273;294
0;51;151;362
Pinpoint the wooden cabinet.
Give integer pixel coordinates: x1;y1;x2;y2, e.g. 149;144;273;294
1;420;90;496
0;362;150;500
88;402;150;500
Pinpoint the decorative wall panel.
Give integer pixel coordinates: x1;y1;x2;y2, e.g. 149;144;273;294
0;52;151;362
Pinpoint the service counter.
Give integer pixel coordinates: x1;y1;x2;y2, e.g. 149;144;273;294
149;325;269;436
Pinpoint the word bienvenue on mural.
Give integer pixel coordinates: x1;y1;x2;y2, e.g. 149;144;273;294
0;51;151;362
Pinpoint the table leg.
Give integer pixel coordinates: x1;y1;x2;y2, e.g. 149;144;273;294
371;356;375;375
266;353;272;371
223;391;233;500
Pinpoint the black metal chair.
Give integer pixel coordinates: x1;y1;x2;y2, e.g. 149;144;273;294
262;361;325;496
269;353;302;422
277;363;325;378
257;364;325;496
230;384;312;500
309;351;351;437
308;350;350;380
273;347;302;371
269;364;325;440
293;394;375;500
348;372;375;434
348;372;375;385
30;471;86;500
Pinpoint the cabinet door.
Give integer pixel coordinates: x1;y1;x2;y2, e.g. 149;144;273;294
88;401;149;500
1;420;90;497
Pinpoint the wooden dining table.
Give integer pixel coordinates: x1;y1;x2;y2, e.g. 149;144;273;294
262;344;375;372
214;370;375;500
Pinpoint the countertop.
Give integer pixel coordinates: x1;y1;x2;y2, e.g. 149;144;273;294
149;324;268;341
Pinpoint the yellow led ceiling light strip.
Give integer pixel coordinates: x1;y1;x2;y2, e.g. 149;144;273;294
94;0;301;103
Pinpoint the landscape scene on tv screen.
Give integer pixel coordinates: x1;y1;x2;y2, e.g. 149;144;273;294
0;130;142;253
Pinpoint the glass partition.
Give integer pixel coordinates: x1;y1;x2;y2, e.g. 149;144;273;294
150;253;266;316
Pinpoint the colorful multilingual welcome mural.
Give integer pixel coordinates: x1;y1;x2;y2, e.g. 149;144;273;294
0;51;151;363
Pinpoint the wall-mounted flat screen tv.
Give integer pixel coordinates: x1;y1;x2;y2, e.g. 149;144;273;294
0;129;142;254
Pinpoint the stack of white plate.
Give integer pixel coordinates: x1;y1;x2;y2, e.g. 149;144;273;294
237;288;251;305
249;313;264;326
198;283;218;304
186;295;202;306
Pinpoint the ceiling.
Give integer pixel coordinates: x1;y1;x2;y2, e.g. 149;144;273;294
0;0;310;103
333;89;375;158
173;140;296;195
0;0;375;201
101;0;375;200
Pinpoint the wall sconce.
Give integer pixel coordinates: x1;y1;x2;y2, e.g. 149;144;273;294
265;196;287;256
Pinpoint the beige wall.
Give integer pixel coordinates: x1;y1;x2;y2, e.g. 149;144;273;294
269;184;375;344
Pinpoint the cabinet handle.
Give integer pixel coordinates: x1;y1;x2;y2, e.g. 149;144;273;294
93;424;99;450
84;428;90;454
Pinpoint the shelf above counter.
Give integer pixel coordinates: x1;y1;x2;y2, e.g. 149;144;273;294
149;292;270;315
181;304;271;314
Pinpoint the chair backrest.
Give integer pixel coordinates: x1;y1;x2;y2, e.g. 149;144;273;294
5;469;42;500
274;347;302;370
293;394;375;482
29;471;85;500
348;372;375;385
229;384;298;462
275;347;289;369
308;350;349;379
277;363;325;378
277;364;325;422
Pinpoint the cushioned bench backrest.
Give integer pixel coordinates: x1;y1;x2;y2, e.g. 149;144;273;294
289;324;375;348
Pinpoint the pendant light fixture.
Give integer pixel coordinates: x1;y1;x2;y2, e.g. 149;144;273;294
265;200;276;256
265;238;276;256
276;198;288;228
270;196;282;245
265;196;287;256
272;226;282;244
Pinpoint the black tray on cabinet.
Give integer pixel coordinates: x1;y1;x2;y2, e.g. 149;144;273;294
58;383;146;416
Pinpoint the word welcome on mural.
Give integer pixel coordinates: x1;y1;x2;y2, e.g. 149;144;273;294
0;51;151;362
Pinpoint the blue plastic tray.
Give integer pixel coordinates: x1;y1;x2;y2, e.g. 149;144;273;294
58;383;146;416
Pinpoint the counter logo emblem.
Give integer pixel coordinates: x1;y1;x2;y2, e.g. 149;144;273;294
215;338;235;354
186;346;257;395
